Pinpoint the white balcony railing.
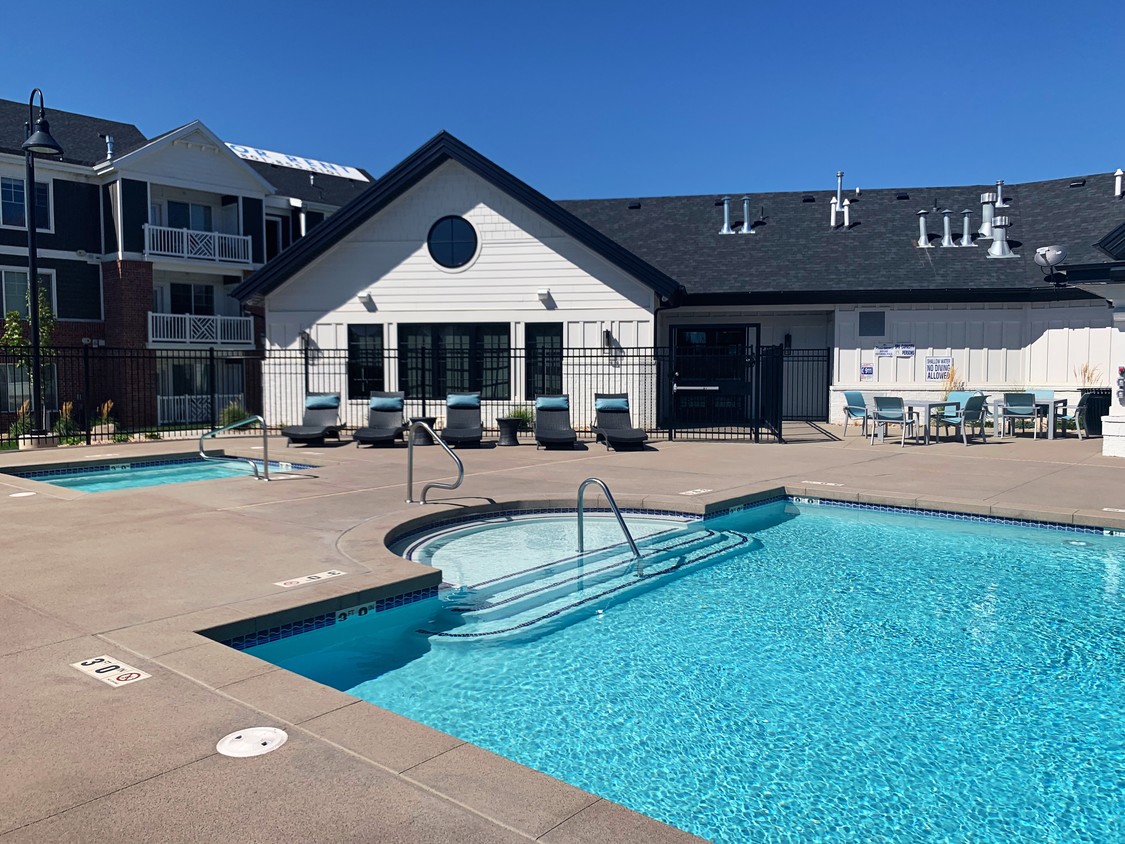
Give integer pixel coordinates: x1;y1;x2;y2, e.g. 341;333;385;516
158;393;245;425
148;312;255;346
144;224;252;264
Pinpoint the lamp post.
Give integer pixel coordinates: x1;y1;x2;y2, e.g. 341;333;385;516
20;89;63;436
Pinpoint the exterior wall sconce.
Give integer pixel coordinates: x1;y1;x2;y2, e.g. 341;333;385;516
602;328;613;349
783;332;793;354
537;288;551;302
357;292;375;308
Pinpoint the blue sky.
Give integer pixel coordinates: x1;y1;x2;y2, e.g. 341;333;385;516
6;1;1123;199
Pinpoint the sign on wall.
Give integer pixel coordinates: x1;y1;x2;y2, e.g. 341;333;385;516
895;343;916;358
860;363;874;381
876;343;916;358
925;356;953;381
875;344;893;358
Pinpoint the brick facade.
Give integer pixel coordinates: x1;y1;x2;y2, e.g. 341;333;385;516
102;260;153;348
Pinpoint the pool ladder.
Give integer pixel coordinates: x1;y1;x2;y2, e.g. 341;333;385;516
405;419;464;504
577;477;643;575
199;415;271;480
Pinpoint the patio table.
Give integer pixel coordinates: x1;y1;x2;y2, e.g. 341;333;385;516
988;398;1068;440
905;400;958;445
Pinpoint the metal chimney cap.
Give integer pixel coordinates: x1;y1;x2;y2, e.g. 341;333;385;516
1116;168;1124;176
981;192;997;203
941;208;953;215
993;215;1011;227
916;209;929;216
961;209;973;214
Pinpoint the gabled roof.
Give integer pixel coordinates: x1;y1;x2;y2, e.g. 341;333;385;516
100;121;276;194
558;174;1125;303
0;97;147;165
234;131;685;303
244;159;373;207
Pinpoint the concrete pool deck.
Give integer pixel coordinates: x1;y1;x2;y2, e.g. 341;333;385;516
1;428;1122;842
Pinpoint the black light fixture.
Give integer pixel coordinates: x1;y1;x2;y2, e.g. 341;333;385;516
20;88;63;437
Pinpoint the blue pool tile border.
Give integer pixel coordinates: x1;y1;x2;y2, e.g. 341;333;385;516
220;585;439;651
11;456;316;480
214;493;1121;652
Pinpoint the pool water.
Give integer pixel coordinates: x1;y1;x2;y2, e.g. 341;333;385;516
248;502;1125;843
13;457;306;492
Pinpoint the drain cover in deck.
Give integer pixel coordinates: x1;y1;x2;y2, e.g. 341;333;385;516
216;727;288;757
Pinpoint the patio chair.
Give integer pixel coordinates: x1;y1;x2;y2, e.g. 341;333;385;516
932;394;989;445
591;393;647;451
353;392;407;447
1054;392;1091;439
440;392;483;448
1001;392;1038;439
533;395;578;449
931;390;978;440
868;396;918;447
281;393;341;446
1032;389;1055;433
842;390;870;438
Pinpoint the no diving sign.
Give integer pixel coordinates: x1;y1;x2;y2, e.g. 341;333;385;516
71;656;151;687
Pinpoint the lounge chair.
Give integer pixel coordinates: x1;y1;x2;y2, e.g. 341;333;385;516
932;394;989;444
842;390;870;438
533;395;577;449
868;396;918;446
281;393;341;446
1054;392;1091;439
1000;392;1038;438
591;393;647;451
353;392;407;447
441;392;483;448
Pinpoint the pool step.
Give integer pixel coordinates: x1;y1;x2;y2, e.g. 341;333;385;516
425;527;754;640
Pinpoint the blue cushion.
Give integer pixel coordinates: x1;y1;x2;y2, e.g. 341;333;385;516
595;397;629;412
369;395;404;411
535;396;569;411
447;393;480;409
305;394;340;410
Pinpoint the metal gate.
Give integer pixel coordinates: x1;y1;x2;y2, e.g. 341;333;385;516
664;338;785;442
782;347;830;421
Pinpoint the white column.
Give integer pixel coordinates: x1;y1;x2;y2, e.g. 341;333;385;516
1101;307;1125;457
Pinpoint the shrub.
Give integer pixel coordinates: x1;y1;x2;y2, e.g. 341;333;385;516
53;401;81;438
507;405;535;429
7;400;32;438
219;400;257;428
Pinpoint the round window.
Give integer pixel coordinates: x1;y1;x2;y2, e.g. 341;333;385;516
427;216;478;269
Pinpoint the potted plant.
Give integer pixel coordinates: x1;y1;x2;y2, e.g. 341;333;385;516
506;405;535;430
52;400;82;445
91;399;117;441
11;399;58;450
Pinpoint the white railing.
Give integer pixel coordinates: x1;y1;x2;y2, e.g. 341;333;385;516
144;224;252;264
158;393;245;425
148;312;254;346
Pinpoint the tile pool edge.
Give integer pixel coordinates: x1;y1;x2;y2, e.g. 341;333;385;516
211;486;1125;654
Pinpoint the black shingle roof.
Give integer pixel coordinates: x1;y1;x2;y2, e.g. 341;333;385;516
557;175;1125;302
0;98;147;166
244;160;372;207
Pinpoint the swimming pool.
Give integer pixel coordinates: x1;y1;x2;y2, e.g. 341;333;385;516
245;500;1125;843
6;456;313;492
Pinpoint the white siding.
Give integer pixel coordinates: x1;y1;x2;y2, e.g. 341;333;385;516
120;130;268;194
831;300;1113;421
265;160;655;351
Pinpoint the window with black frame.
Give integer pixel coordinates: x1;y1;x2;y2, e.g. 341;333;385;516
525;323;563;397
347;325;385;399
398;323;510;400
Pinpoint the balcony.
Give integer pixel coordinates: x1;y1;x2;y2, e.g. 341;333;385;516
148;313;254;347
144;224;252;264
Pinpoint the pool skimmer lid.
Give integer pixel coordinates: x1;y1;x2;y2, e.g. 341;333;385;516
216;727;288;757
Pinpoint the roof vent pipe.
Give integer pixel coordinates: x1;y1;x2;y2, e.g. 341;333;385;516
719;196;732;235
1116;168;1123;198
995;179;1008;208
960;209;976;246
836;171;844;209
978;192;996;239
987;216;1015;258
940;209;955;247
916;209;933;248
842;198;851;228
740;195;754;234
830;196;840;228
98;133;114;160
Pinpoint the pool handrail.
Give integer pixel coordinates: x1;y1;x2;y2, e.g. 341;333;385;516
199;415;270;481
577;477;643;574
406;419;464;504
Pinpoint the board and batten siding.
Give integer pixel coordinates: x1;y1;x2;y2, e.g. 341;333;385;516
831;300;1113;422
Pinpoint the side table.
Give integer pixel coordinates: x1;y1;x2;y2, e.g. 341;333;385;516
408;416;437;446
496;417;522;446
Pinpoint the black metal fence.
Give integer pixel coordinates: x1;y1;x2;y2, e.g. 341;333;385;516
1;344;789;449
783;348;830;421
